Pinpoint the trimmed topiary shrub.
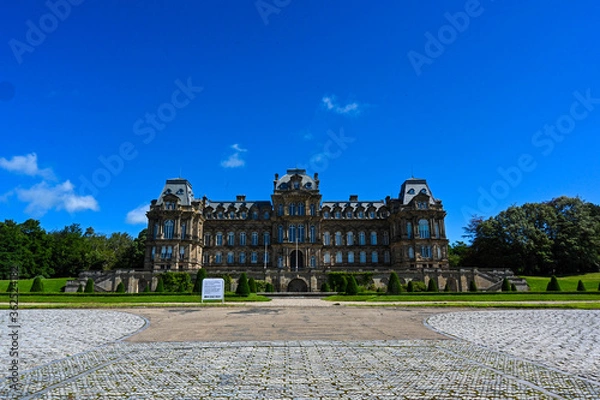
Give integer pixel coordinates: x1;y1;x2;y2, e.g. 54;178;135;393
320;282;331;292
84;278;95;293
501;278;511;292
387;272;401;295
265;282;275;293
407;280;415;293
337;276;348;293
577;280;586;292
143;284;150;293
346;275;359;295
30;276;44;293
248;277;257;293
77;283;84;293
546;275;561;292
6;281;18;293
443;282;451;292
193;268;207;294
116;282;126;293
511;283;517;292
468;280;478;292
155;277;164;293
427;279;439;292
236;273;250;297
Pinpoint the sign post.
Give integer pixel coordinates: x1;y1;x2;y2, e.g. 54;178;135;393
201;278;225;303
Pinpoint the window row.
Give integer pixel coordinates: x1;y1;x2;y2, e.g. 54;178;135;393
153;220;188;240
205;251;269;265
151;245;187;260
322;231;389;246
205;210;271;220
322;251;391;264
406;220;441;239
205;232;271;247
322;210;387;219
406;245;443;260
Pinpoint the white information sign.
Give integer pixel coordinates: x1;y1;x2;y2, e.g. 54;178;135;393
201;278;225;303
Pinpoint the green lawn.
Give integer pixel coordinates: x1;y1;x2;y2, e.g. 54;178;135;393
0;277;75;293
325;292;600;302
521;273;600;292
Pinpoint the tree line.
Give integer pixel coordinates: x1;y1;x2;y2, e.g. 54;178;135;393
0;219;146;279
450;196;600;276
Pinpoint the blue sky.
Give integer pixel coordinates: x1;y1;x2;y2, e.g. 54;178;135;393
1;0;599;243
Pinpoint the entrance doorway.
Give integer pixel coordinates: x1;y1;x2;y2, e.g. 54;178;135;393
287;278;308;292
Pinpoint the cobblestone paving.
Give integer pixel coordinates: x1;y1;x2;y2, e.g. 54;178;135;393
1;309;599;399
427;310;600;382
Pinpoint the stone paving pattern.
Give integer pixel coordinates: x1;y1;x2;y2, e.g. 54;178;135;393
1;309;599;399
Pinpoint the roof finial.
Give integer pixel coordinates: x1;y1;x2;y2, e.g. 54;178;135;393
411;165;414;178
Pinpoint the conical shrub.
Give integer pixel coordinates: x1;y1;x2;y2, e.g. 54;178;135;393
546;275;561;292
30;276;44;293
387;272;401;295
236;273;250;297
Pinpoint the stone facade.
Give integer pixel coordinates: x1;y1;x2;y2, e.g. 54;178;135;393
143;169;451;292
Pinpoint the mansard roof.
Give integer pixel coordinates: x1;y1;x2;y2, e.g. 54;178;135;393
274;168;318;192
398;178;438;205
155;178;195;206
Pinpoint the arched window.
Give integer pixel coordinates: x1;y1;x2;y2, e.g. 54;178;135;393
227;252;234;263
263;232;270;245
298;203;305;216
288;225;296;243
204;233;211;246
370;231;377;245
153;223;158;239
239;232;246;246
384;251;390;263
215;252;222;263
277;204;284;216
323;252;331;264
277;225;284;243
164;220;174;239
151;246;156;260
335;211;341;219
251;252;258;263
310;225;316;243
358;211;364;219
383;231;389;245
421;245;432;258
359;251;366;264
216;232;223;246
346;232;354;246
252;211;259;220
359;231;366;246
227;232;235;246
434;222;440;238
310;204;316;216
180;222;186;240
418;219;430;238
323;232;331;246
288;203;296;216
348;251;354;263
371;251;378;263
408;246;415;259
335;251;343;263
179;245;186;259
251;232;258;246
298;224;305;243
437;246;442;259
407;222;413;239
229;211;235;219
323;211;330;219
239;252;246;264
335;231;342;246
310;256;316;267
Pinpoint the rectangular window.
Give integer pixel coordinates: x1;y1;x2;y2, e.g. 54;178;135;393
204;233;211;246
239;252;246;264
180;223;186;240
215;252;222;263
251;252;258;264
252;232;259;246
179;246;185;260
240;232;247;246
263;232;270;245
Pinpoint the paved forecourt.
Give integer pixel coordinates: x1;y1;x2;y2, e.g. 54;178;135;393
1;303;599;399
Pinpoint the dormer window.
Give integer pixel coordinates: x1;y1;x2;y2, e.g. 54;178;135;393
420;189;427;194
165;202;175;210
305;182;312;189
176;189;184;195
408;188;415;195
293;181;300;189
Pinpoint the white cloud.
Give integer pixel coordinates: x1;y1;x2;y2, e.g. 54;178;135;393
15;180;99;217
0;190;14;203
321;95;361;115
221;144;247;168
126;204;149;225
0;153;56;180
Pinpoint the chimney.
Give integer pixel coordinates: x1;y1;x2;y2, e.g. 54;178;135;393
349;195;358;202
236;195;246;202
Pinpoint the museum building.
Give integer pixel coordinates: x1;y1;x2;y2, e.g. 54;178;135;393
144;169;450;280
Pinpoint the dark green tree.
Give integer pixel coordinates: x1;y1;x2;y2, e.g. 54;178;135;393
155;277;164;293
468;280;478;292
576;280;586;292
346;275;359;295
511;283;517;292
248;277;257;293
320;282;331;292
84;278;95;293
407;280;415;293
236;273;250;297
77;283;84;293
501;278;512;292
546;275;561;292
443;282;451;292
30;276;44;292
265;282;275;293
143;284;150;293
193;268;207;294
116;282;126;293
387;272;402;295
427;278;439;292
